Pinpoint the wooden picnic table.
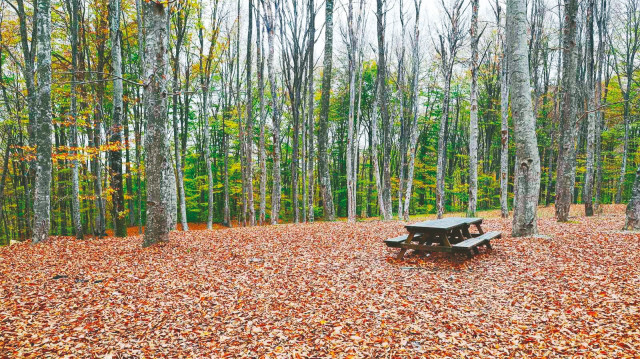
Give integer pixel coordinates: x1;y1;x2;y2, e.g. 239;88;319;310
385;217;501;259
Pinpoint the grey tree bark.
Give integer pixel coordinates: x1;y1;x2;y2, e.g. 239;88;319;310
265;1;282;224
256;2;267;225
376;0;393;220
245;0;256;226
143;0;172;247
555;0;579;222
109;0;127;237
65;0;84;239
507;0;542;237
584;0;597;216
499;8;510;219
402;0;422;221
306;0;315;223
624;167;640;230
32;0;53;244
318;0;336;220
468;0;479;217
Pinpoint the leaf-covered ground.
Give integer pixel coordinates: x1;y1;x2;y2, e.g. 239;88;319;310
1;205;639;358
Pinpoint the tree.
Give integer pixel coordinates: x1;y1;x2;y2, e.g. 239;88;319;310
318;0;336;221
497;0;510;219
109;0;127;237
245;0;256;226
584;0;597;216
435;0;465;219
143;0;172;247
506;0;541;237
306;0;316;223
555;0;579;222
376;0;393;220
624;167;640;230
32;0;53;243
401;0;422;221
468;0;479;217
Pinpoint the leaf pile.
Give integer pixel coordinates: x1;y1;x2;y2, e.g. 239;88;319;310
1;205;639;358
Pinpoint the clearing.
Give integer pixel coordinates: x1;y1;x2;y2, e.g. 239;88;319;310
1;205;639;358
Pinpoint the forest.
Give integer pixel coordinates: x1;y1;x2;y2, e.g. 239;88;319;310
2;0;640;357
0;0;637;245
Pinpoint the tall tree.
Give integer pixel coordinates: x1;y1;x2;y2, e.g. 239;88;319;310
468;0;479;217
245;0;256;226
435;0;465;219
401;0;422;221
143;0;172;247
376;0;393;220
256;1;268;225
306;0;315;223
506;0;541;236
497;0;510;219
109;0;127;237
584;0;597;216
318;0;336;220
65;0;84;239
555;0;579;222
32;0;53;243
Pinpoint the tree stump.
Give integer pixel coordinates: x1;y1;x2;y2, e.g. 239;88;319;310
624;167;640;230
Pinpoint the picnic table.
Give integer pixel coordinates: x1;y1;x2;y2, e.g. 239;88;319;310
385;217;501;259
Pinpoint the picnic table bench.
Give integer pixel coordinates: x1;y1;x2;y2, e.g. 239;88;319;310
385;217;500;259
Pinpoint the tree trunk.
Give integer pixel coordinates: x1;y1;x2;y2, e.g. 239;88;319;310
318;0;336;221
507;0;541;237
256;2;267;225
624;167;640;230
376;0;393;220
266;2;281;224
468;0;479;217
67;0;84;239
555;0;579;222
32;0;53;244
306;0;315;223
402;0;421;221
500;40;510;218
245;0;256;226
143;0;172;247
109;0;127;237
584;0;596;216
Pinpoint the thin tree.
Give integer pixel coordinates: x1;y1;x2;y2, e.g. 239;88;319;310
245;0;256;226
306;0;315;223
32;0;53;243
109;0;127;237
376;0;393;220
318;0;336;220
584;0;597;216
624;166;640;230
435;0;466;219
468;0;479;217
506;0;541;237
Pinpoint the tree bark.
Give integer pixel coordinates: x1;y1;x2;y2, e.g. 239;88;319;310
109;0;127;237
507;0;541;237
318;0;336;220
468;0;479;217
265;1;281;224
306;0;315;223
245;0;256;226
584;0;596;216
143;0;172;247
32;0;53;244
376;0;393;220
555;0;579;222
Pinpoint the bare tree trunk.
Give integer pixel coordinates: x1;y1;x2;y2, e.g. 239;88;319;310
555;0;579;222
245;0;256;226
66;0;84;239
468;0;479;217
624;167;640;230
32;0;53;243
594;0;608;213
500;39;510;218
143;0;171;247
346;0;363;223
371;79;386;217
507;0;541;237
402;0;422;221
318;0;335;220
306;0;315;223
265;1;281;224
256;2;267;225
584;0;596;216
376;0;393;220
109;0;127;237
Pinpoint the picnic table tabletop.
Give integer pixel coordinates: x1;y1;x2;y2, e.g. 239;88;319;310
405;217;482;231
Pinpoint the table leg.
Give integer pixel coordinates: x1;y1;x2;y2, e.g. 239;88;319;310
442;232;452;247
462;225;472;239
474;223;484;235
396;232;415;260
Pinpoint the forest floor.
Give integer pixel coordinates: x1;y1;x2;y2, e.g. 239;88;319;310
1;205;639;358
